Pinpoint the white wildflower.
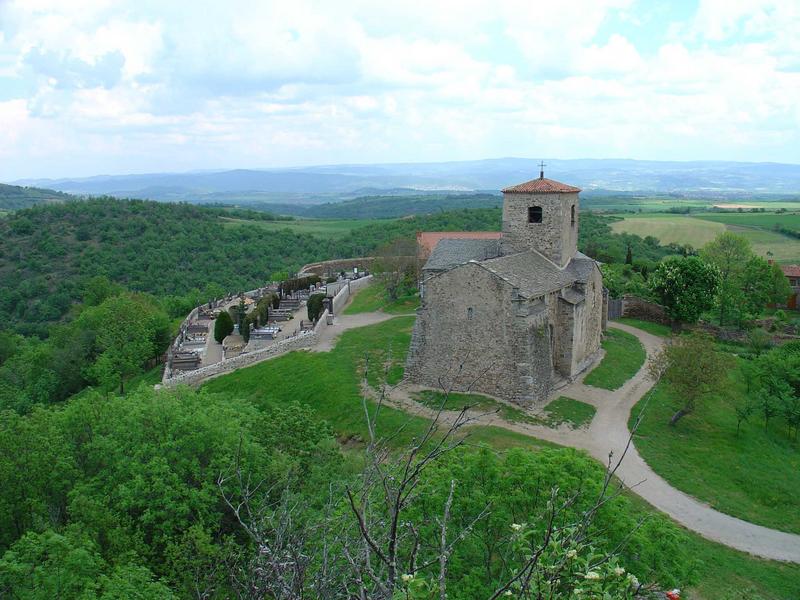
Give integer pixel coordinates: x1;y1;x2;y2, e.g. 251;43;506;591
401;574;414;583
584;571;601;580
628;574;640;588
511;523;523;531
566;549;577;559
613;566;626;576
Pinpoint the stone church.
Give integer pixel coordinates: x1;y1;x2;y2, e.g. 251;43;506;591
405;171;607;406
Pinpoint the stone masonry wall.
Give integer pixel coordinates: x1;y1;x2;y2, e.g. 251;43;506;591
406;263;520;400
501;191;578;267
407;260;604;407
621;295;670;325
161;331;317;387
406;263;560;406
569;270;604;374
332;276;373;315
513;295;557;406
299;257;376;277
161;275;373;388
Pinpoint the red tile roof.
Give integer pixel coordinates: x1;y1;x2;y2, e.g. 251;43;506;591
781;265;800;277
416;231;502;258
502;177;581;194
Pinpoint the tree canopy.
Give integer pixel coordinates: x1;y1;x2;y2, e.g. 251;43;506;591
649;256;720;329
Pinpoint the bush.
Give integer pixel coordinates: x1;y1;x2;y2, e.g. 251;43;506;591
213;311;234;343
307;293;326;322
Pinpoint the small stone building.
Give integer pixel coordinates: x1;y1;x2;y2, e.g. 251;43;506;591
405;172;606;406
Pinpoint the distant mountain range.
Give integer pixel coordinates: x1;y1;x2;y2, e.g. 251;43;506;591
10;158;800;204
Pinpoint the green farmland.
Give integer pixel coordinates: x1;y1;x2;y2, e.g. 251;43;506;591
610;214;726;247
695;212;800;230
610;212;800;262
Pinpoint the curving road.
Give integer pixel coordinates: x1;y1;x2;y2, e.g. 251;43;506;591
385;321;800;563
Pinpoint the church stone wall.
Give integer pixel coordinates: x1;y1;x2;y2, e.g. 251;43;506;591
501;191;578;267
407;263;521;401
407;263;557;406
568;268;604;374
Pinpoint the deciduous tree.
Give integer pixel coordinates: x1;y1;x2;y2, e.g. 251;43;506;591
701;232;761;326
650;333;733;425
88;295;159;394
372;238;419;301
649;256;720;331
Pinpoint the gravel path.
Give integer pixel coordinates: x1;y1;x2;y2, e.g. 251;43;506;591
380;321;800;563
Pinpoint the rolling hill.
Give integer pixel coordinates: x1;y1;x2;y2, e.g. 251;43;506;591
13;158;800;203
0;183;73;211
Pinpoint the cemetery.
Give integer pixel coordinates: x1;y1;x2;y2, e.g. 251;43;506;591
161;271;372;385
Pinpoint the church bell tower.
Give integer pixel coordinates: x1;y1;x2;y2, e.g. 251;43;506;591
500;164;581;267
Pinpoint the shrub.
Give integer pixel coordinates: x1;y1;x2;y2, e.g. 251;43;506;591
213;311;234;343
307;293;326;322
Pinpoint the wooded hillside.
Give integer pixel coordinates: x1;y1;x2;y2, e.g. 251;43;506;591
0;183;72;211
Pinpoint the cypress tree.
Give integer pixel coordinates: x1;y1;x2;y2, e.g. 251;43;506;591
214;311;234;343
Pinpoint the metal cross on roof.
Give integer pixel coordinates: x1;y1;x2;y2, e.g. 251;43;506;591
539;160;546;179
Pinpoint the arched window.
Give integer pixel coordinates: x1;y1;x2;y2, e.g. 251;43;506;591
467;307;474;320
571;205;575;226
528;206;542;223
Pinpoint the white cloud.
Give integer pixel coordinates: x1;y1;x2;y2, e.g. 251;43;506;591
0;0;799;179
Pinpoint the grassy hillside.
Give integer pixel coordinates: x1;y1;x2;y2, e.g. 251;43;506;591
630;356;800;535
610;214;727;247
203;316;800;600
610;213;800;262
0;182;72;210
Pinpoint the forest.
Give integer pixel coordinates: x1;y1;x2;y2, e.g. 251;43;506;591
1;195;799;597
0;198;685;337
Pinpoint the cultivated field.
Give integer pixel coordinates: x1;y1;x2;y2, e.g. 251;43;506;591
695;212;800;229
610;213;800;262
609;214;726;247
584;197;800;213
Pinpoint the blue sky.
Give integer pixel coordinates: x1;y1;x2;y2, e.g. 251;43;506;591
0;0;798;180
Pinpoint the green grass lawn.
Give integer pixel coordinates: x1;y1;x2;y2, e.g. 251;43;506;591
584;328;646;390
344;280;420;315
413;390;596;429
543;396;596;428
203;317;549;451
413;389;541;424
200;315;800;598
615;317;672;337
630;364;800;535
623;492;800;600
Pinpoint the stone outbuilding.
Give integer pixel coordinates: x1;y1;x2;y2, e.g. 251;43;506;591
405;172;607;406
